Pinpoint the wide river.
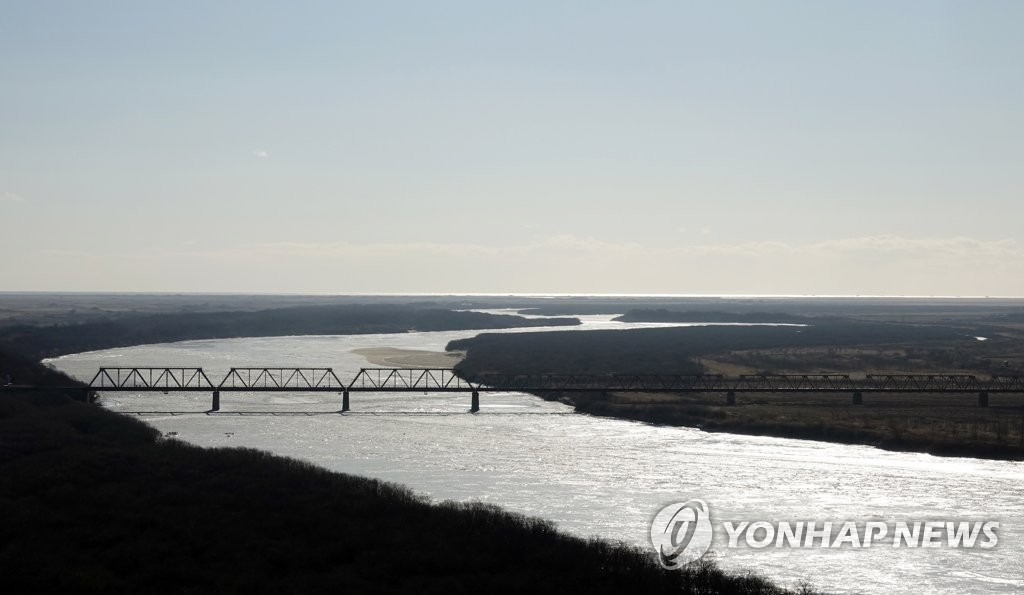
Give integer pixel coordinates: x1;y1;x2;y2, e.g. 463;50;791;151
49;315;1023;594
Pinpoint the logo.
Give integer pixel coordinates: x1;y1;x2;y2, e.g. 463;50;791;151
650;499;714;568
649;497;999;569
721;520;999;549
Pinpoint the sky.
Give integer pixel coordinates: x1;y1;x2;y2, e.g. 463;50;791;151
2;1;1023;296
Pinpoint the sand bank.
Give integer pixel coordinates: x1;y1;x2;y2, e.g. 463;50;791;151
351;347;465;368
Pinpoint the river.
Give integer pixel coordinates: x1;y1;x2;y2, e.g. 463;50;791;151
47;315;1024;594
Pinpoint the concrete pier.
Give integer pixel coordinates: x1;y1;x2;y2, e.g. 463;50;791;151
342;390;350;412
978;391;989;407
726;390;736;405
471;390;480;413
211;390;220;411
852;391;862;405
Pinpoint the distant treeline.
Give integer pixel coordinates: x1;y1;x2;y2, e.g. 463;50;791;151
518;298;1024;318
450;319;976;377
0;304;578;360
613;309;809;323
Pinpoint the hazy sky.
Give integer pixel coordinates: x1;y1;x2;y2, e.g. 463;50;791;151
3;1;1022;295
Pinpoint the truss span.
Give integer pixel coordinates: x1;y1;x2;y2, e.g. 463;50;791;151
89;368;215;390
347;368;475;392
218;368;346;391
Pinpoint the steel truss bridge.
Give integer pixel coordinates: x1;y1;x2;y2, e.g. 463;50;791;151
75;367;1024;411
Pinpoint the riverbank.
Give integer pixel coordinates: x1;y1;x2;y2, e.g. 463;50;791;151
571;391;1024;461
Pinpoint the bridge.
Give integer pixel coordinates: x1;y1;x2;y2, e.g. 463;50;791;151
65;367;1024;411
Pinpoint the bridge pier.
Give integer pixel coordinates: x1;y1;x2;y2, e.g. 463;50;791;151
726;390;736;406
471;390;480;413
342;390;350;412
211;390;220;412
852;391;862;405
978;391;989;408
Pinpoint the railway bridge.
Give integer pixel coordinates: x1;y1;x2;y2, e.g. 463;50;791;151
67;366;1024;412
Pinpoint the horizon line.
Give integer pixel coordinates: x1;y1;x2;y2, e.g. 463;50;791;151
2;291;1024;300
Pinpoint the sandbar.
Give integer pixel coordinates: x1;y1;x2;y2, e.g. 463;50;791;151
351;347;465;368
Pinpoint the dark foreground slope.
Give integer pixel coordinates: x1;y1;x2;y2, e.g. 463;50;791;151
0;388;805;594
